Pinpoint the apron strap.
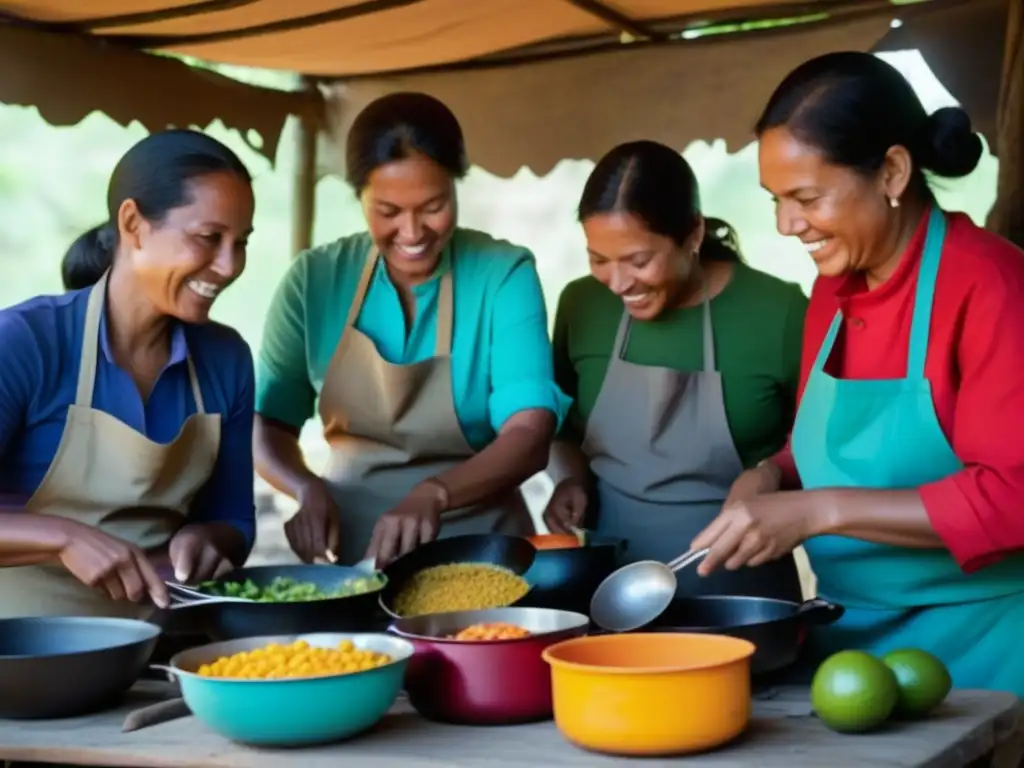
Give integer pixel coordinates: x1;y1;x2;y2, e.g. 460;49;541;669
78;271;208;413
347;244;455;358
435;270;454;358
612;276;715;367
185;354;206;414
813;313;843;373
906;207;947;380
611;311;632;361
700;278;715;373
75;271;109;406
345;245;379;332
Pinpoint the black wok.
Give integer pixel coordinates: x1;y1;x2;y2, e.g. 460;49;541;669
159;563;388;640
636;596;844;675
0;617;160;719
379;534;537;618
519;532;626;614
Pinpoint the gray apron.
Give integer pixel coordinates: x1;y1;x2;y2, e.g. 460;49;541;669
315;244;533;565
582;282;802;601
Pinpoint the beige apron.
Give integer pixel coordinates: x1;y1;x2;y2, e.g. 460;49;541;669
317;245;533;565
582;280;803;602
0;271;221;619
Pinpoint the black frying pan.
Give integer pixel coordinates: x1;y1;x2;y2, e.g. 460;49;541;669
379;534;537;618
0;616;160;718
632;596;844;675
159;563;389;640
519;532;626;615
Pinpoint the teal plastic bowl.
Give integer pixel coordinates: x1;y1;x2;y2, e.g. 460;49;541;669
155;633;413;746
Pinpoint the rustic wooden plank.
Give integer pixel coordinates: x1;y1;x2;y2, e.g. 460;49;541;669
0;684;1020;768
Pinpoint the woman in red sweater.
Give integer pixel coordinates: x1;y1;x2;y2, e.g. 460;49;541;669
691;51;1024;696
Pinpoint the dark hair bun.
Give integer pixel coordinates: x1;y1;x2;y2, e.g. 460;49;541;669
921;106;983;178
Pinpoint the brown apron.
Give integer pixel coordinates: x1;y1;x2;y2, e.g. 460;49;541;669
316;246;533;565
582;281;803;601
0;272;221;619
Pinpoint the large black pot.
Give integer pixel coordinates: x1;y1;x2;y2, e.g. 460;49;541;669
519;533;626;614
379;534;537;618
159;564;388;640
637;596;844;675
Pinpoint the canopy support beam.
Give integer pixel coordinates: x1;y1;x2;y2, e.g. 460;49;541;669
986;0;1022;248
291;76;320;256
560;0;664;41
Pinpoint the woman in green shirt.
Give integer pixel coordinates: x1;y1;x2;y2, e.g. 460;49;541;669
544;140;806;601
255;93;570;567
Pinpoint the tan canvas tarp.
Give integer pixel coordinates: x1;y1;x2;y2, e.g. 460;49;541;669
0;21;321;164
324;1;1002;178
2;0;847;77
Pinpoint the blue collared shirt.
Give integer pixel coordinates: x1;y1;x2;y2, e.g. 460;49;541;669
0;286;256;553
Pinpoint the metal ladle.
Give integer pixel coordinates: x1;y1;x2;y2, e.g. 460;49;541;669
589;548;710;632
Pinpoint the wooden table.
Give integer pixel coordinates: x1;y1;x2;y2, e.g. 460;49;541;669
0;681;1021;768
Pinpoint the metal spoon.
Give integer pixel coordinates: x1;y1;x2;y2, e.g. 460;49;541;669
589;548;709;632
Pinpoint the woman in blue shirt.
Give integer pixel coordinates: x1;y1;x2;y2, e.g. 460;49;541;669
0;129;257;618
255;92;570;567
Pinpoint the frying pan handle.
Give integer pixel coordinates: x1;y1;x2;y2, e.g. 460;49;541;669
795;597;845;625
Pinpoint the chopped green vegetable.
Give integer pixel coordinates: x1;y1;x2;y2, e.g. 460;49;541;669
199;575;385;603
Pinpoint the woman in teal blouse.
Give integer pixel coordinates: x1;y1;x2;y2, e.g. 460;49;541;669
255;92;570;566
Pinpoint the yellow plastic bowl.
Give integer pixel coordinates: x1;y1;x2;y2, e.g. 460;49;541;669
542;633;754;756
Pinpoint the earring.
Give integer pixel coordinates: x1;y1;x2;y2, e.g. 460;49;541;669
889;196;900;209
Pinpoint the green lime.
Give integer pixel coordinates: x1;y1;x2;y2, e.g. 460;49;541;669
881;648;952;719
811;650;899;733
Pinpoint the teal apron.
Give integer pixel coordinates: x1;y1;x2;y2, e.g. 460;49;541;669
791;207;1024;697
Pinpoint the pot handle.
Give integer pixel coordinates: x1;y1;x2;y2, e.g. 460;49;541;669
149;664;180;680
795;597;845;625
378;594;401;620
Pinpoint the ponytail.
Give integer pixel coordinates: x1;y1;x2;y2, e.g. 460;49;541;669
61;222;117;291
698;217;744;264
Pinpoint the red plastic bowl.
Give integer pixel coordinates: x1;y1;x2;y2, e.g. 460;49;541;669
388;607;589;725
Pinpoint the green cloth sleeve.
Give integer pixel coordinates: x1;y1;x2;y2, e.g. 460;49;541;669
254;253;317;429
486;252;573;433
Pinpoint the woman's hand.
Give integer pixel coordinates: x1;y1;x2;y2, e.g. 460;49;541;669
167;524;235;584
365;482;445;567
285;478;342;564
55;518;170;608
724;462;783;507
542;478;588;534
691;491;829;577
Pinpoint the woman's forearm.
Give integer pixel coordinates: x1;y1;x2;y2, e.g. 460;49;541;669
431;409;556;511
253;415;320;501
814;487;945;548
546;439;592;489
0;512;69;567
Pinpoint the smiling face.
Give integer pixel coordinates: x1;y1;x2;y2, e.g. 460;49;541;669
758;126;914;279
583;211;702;321
361;153;457;284
119;170;254;323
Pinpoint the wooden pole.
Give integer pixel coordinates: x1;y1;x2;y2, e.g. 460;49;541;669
291;75;319;257
986;0;1023;249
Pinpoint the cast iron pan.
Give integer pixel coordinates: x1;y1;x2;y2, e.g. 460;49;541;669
635;595;844;675
379;534;537;618
519;532;626;615
0;616;161;719
159;563;389;640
